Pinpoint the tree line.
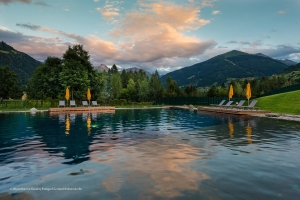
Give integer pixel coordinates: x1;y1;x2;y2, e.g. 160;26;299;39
206;75;290;97
0;44;297;102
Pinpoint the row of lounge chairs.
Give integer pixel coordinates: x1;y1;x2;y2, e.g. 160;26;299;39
58;100;100;107
210;100;259;110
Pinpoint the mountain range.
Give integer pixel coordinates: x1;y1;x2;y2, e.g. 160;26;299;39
0;41;42;88
1;42;299;89
255;53;297;66
161;50;290;87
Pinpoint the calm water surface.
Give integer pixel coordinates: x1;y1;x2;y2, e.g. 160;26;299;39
0;109;300;200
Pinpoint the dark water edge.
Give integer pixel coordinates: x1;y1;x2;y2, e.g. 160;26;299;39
0;109;300;199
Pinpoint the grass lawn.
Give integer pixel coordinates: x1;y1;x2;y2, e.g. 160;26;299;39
256;90;300;114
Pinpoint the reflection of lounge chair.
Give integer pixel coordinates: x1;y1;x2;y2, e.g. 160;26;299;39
70;100;76;107
242;100;259;110
231;100;245;109
82;101;89;107
92;101;99;107
220;101;233;108
58;101;65;107
210;100;226;107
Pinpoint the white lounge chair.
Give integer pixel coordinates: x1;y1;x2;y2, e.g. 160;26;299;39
58;101;65;107
92;101;99;107
210;100;226;107
82;101;89;107
70;100;76;107
242;100;259;110
231;100;245;109
220;101;233;108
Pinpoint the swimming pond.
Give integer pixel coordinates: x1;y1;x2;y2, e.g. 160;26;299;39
0;109;300;199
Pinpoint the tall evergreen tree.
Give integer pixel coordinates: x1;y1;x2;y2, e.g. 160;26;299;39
149;70;164;101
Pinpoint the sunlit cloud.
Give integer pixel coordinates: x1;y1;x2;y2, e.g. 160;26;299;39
96;8;121;20
278;10;286;15
212;10;220;15
93;0;98;2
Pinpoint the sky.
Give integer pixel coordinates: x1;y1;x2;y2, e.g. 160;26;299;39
0;0;300;74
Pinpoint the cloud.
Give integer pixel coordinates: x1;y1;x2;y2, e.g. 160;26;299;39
278;10;286;15
96;0;123;20
201;0;216;7
0;0;31;4
63;7;69;11
212;10;220;15
0;27;68;61
34;0;50;6
10;1;215;72
108;1;214;63
0;0;49;6
94;0;98;2
227;40;262;47
96;8;121;20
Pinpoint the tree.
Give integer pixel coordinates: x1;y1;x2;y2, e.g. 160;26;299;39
120;69;128;88
59;60;90;100
0;66;21;99
165;76;182;97
110;64;119;74
149;70;164;101
127;78;137;101
110;73;122;98
207;85;217;97
138;79;150;101
27;45;105;100
27;57;63;99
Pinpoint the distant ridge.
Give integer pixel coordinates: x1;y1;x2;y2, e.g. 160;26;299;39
254;53;270;58
283;62;300;73
278;59;297;66
94;64;109;72
255;53;296;66
0;41;42;88
161;50;288;87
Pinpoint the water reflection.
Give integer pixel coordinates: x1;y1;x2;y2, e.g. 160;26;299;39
99;136;210;198
246;122;252;144
87;115;91;136
228;120;234;138
65;116;70;135
1;109;300;199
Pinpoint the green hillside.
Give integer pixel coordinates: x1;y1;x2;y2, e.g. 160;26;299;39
0;41;42;88
161;50;288;87
256;90;300;114
283;62;300;73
